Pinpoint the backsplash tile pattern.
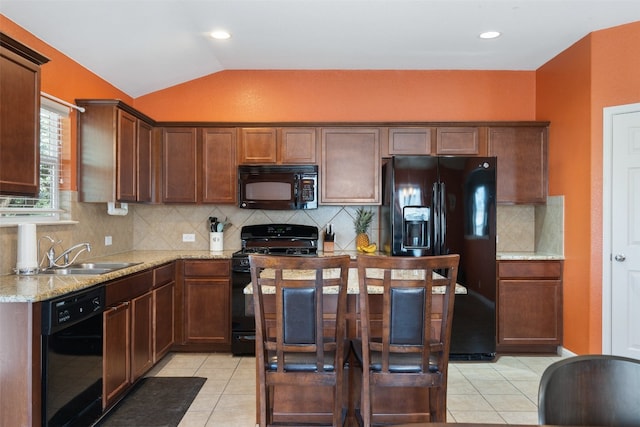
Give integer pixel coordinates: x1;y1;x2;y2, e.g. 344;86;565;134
496;205;535;252
133;204;379;253
535;195;565;256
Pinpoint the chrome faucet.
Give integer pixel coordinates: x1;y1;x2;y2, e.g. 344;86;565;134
39;236;92;269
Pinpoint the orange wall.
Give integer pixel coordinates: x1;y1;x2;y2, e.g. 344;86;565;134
536;21;640;354
536;36;593;353
589;21;640;350
1;16;131;190
135;70;536;122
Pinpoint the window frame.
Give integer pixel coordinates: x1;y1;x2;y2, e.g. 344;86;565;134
0;97;68;225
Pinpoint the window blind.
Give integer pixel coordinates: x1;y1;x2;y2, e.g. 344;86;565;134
0;98;69;220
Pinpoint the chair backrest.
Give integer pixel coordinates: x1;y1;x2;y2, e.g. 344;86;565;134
357;254;459;379
538;354;640;426
249;254;351;374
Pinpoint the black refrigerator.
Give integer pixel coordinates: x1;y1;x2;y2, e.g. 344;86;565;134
380;155;497;360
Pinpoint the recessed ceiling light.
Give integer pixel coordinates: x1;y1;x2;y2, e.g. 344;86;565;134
210;30;231;40
479;31;501;39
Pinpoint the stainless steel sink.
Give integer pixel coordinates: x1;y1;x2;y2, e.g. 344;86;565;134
40;262;142;275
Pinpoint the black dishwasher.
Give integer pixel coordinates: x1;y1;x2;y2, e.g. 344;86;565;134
41;286;105;427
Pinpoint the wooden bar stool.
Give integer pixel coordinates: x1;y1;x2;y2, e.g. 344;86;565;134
249;254;351;427
353;254;459;426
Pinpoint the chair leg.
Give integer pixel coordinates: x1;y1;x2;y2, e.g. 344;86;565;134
258;381;268;427
429;386;446;422
334;380;343;427
362;375;371;427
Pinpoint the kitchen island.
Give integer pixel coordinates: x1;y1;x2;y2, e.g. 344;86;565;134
244;262;465;426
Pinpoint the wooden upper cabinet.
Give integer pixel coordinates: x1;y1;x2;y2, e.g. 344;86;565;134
436;127;485;155
136;121;153;202
239;127;317;164
162;127;198;203
280;128;317;163
201;128;237;204
387;127;432;155
488;126;548;204
320;127;381;205
116;110;137;201
162;127;237;204
77;100;156;203
239;127;277;163
0;33;49;196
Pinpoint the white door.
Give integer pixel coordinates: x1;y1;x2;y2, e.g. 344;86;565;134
609;110;640;358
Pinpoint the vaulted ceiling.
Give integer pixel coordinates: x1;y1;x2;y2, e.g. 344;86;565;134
3;0;640;97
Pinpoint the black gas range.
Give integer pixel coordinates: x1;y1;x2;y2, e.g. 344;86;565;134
231;224;319;355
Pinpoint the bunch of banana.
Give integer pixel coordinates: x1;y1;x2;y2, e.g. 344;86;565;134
357;243;377;253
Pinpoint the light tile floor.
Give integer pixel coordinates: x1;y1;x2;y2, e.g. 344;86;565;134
146;352;565;426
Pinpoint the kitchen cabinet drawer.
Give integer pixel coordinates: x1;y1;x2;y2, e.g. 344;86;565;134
498;260;562;279
183;260;230;277
153;262;175;288
106;270;153;306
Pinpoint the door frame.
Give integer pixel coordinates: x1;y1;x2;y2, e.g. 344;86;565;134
601;102;640;354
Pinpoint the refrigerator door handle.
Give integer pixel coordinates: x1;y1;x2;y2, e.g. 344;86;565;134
433;182;440;254
440;182;446;254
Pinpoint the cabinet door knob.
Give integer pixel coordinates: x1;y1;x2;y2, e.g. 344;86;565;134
614;254;626;262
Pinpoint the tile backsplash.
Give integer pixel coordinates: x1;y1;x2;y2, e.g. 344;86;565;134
0;192;563;275
495;195;564;255
132;204;379;253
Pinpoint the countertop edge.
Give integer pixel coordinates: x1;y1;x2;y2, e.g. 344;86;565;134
1;250;563;302
496;252;564;260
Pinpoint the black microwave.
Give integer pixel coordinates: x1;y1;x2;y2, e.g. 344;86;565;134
238;165;318;210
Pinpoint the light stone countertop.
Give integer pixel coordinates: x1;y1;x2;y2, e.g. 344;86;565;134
0;249;560;303
496;252;564;260
0;250;234;303
243;268;467;295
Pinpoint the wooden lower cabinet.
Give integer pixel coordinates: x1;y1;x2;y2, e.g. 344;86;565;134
153;281;175;362
496;260;563;353
153;262;176;362
103;301;130;408
181;260;231;350
130;292;153;380
103;289;154;409
103;267;167;409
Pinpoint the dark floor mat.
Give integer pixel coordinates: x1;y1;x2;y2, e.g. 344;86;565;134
98;377;206;427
